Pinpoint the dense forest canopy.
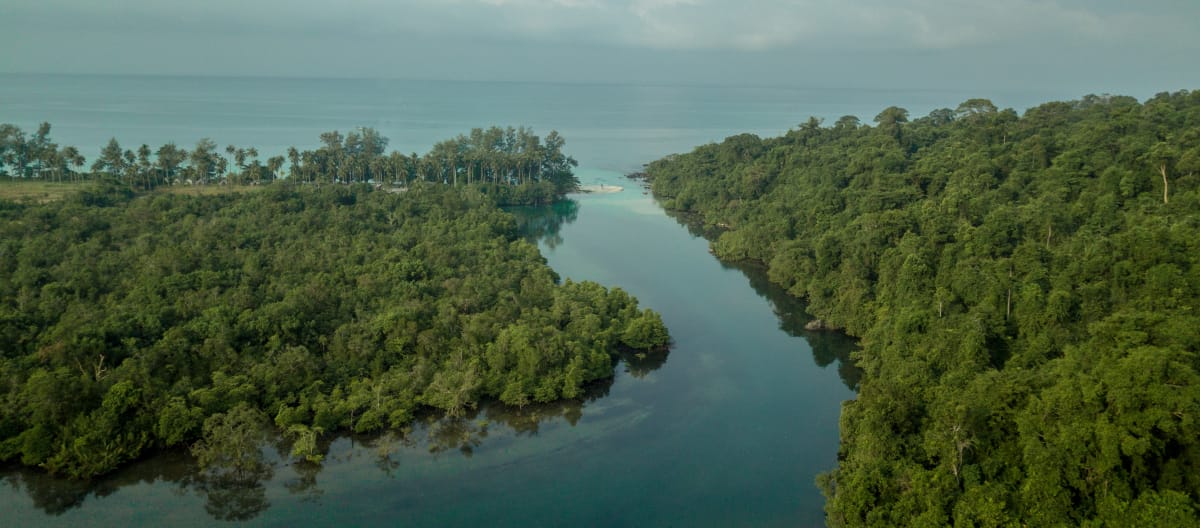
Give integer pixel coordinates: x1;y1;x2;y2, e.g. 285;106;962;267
0;124;579;204
646;90;1200;526
0;179;667;479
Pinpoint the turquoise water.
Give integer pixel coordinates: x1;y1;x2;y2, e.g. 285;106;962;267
0;75;1019;526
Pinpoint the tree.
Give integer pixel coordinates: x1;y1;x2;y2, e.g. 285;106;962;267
1147;141;1179;204
834;115;862;132
620;310;669;350
155;142;187;185
874;106;909;140
266;155;284;182
286;147;301;181
136;144;153;189
286;424;325;463
189;138;221;183
955;98;998;120
225;144;237;179
28;122;56;179
0;124;25;177
191;404;271;478
58;145;85;182
92;138;125;177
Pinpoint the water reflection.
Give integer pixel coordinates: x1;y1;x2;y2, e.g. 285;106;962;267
662;208;863;391
420;373;615;456
507;199;580;248
191;468;273;522
2;450;195;517
282;460;324;503
722;260;863;391
0;359;656;523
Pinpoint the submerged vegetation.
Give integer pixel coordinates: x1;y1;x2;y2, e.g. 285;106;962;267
647;91;1200;526
0;126;667;480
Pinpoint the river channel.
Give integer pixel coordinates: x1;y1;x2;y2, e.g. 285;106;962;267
1;167;858;526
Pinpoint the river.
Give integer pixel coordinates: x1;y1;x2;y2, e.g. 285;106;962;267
3;73;1022;526
1;167;858;527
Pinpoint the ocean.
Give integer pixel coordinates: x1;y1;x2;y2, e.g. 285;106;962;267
1;73;1067;174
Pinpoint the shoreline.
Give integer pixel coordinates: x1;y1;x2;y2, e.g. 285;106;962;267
575;184;624;194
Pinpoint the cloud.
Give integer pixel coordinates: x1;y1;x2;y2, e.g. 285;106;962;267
610;0;1183;52
1;0;1197;92
6;0;1196;53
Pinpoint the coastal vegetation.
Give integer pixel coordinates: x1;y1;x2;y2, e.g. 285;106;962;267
0;124;578;204
0;128;667;480
646;90;1200;526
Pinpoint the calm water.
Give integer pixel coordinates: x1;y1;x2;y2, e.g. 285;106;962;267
0;74;1063;173
0;74;1040;526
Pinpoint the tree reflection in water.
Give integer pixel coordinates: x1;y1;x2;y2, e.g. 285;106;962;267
0;351;662;523
190;466;273;522
1;450;195;517
366;429;415;479
282;460;324;503
507;198;580;249
665;208;863;391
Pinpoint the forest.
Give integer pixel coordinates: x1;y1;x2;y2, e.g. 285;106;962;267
0;124;579;204
646;90;1200;526
0;146;667;479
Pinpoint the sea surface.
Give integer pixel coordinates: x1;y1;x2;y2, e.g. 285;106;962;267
0;74;1064;526
0;73;1066;174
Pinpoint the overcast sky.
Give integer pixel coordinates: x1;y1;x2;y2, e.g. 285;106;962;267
2;0;1197;97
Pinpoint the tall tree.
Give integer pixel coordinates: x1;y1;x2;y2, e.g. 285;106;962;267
92;138;125;178
1147;141;1179;204
155;143;187;185
190;138;221;184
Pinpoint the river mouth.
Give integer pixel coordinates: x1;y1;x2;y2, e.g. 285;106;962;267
1;167;857;527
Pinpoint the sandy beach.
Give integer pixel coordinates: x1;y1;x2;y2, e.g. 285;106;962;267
576;184;624;194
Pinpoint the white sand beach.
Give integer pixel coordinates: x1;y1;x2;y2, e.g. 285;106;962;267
576;184;624;194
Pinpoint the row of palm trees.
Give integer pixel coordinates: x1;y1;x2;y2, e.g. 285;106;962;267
0;123;286;189
1;123;578;192
0;123;87;183
287;126;578;192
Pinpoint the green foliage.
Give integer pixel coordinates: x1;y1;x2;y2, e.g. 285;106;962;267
288;125;579;202
2;124;578;203
647;90;1200;526
620;310;670;350
0;183;667;477
192;404;271;476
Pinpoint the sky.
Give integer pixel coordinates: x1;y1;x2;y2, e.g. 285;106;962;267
2;0;1198;97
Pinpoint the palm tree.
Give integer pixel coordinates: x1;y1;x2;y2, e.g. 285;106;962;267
225;144;237;180
287;147;300;181
267;156;284;183
60;145;84;183
136;144;152;189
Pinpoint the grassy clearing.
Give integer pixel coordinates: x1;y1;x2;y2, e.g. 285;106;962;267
0;180;269;202
0;180;94;203
154;184;265;197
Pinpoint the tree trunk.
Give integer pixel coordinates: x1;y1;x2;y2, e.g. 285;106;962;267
1160;162;1170;204
1006;268;1013;321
